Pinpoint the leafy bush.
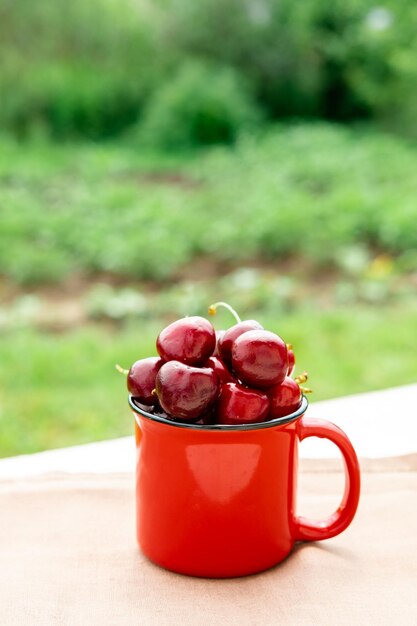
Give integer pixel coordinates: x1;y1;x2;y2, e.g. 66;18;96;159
1;0;417;139
136;61;261;149
157;0;417;132
0;0;155;138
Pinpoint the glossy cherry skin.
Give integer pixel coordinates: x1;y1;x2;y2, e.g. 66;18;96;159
194;407;217;425
232;330;288;389
287;348;295;376
156;316;216;366
155;361;220;420
213;330;225;357
205;356;236;385
217;382;270;425
218;320;263;364
268;377;302;419
127;357;163;405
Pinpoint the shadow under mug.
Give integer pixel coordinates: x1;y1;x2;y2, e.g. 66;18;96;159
129;395;360;578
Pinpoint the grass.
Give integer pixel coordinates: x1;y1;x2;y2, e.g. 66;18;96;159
1;123;417;284
1;304;416;457
0;322;158;457
1;122;417;456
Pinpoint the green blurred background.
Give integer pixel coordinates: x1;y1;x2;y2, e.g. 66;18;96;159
1;0;416;456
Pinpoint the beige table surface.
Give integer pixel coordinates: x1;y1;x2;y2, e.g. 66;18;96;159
1;456;416;626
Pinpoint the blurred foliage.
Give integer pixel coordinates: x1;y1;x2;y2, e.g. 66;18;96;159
159;0;417;134
0;0;155;138
0;0;417;141
85;285;148;321
1;263;415;332
1;123;416;284
137;60;261;149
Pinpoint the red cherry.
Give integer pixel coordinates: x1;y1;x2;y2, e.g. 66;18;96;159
217;382;270;425
213;330;225;357
231;330;288;389
287;348;295;376
218;320;263;364
156;316;216;366
205;356;236;385
268;377;302;419
127;357;163;405
155;361;220;420
195;407;217;425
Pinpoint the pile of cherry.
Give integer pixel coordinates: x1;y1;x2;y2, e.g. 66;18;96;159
124;302;311;425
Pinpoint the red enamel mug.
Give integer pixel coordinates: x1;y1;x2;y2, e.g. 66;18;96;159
129;395;360;578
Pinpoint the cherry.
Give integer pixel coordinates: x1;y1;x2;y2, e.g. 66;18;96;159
231;330;288;389
195;407;217;425
213;330;225;357
287;344;295;376
268;377;302;419
208;301;263;365
218;320;264;365
155;361;220;420
217;382;270;425
205;356;236;385
156;316;216;366
122;302;306;427
127;357;163;405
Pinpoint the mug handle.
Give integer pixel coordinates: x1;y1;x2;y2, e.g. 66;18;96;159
294;416;361;542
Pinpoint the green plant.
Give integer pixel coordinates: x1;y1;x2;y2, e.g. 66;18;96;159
137;60;261;149
0;0;155;138
157;0;417;133
1;123;416;285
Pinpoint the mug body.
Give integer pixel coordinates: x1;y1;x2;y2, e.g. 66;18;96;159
134;406;304;578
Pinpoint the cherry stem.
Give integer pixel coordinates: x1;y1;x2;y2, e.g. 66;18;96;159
208;301;241;324
294;371;313;394
295;371;308;385
115;364;129;375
